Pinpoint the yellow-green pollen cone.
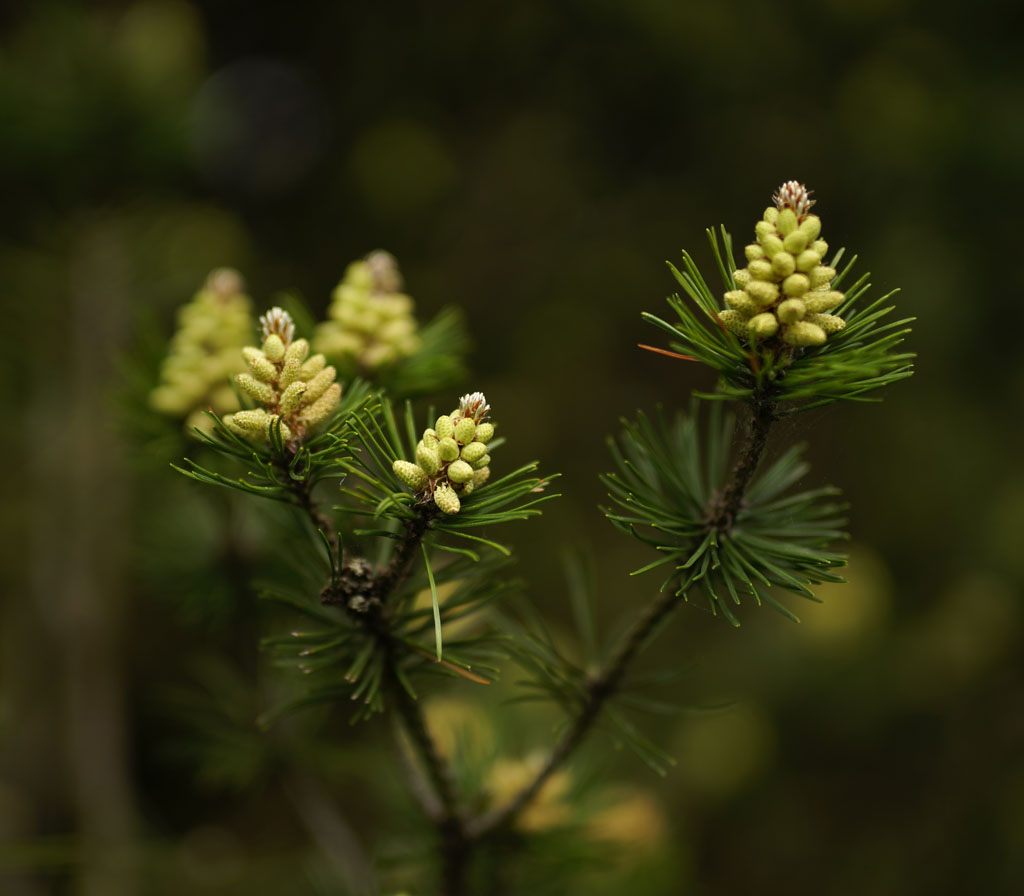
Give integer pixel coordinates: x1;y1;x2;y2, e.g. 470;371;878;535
314;250;421;371
223;307;342;446
718;181;846;348
391;391;495;514
150;268;254;435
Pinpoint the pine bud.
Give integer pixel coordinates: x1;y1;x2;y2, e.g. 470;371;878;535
434;484;461;514
438;437;459;462
782;321;827;346
454;418;477;444
244;348;278;383
796;249;821;272
472;453;491;470
783;273;810;297
303;366;337;403
782;230;809;254
285;338;310;364
777;298;806;324
809;265;837;289
799;214;822;241
744;243;765;261
459;392;491;422
298;383;341;428
746;280;779;307
207;267;244;297
770;251;796;278
236;373;274;403
226;409;269;432
472;466;491;487
812;239;829;258
773;181;816;220
748;313;779;339
279;356;303;390
718;310;749;336
448;459;474;484
725;290;758;314
474;422;495;443
435;415;455;439
262;334;286;361
803;290;844;313
416;443;442;476
760;234;785;258
393;460;428;491
300;354;327;379
776;207;798;236
806;312;846;334
260;307;295;346
732;269;752;288
422;430;439;449
763;206;779;224
747;259;773;281
461;441;487;463
280;381;307;413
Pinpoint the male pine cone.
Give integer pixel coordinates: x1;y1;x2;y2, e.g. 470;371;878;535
392;391;494;514
314;250;420;371
150;268;253;434
719;181;846;347
224;308;341;445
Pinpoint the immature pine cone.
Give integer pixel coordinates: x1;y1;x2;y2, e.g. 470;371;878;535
150;268;253;434
224;308;341;445
314;250;420;371
718;181;846;347
392;391;495;514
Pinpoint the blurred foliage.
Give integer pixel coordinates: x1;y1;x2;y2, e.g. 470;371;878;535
5;0;1024;894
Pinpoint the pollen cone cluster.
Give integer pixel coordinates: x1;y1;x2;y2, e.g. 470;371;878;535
150;268;253;433
719;181;846;348
314;250;420;371
392;392;495;515
223;308;341;446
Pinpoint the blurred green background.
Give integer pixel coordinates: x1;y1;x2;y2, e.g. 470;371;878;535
3;0;1023;893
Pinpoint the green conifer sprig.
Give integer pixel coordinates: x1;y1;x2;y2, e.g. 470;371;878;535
336;397;558;558
643;231;914;413
174;381;374;504
259;552;518;724
603;406;847;625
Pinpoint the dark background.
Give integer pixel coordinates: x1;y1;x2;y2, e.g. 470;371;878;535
3;1;1023;894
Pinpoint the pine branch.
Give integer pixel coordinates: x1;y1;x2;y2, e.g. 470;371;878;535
704;393;776;532
388;660;470;895
469;583;682;838
284;461;339;561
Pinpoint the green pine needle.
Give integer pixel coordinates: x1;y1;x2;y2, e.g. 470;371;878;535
422;543;443;660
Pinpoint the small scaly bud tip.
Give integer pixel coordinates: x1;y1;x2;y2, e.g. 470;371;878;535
364;249;404;293
260;307;296;347
772;181;816;222
458;391;490;422
206;267;244;298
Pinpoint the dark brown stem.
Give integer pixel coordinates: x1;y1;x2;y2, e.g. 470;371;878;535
274;448;340;568
320;505;437;608
389;664;469;894
315;502;466;891
373;507;437;599
705;394;776;532
469;585;682;838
